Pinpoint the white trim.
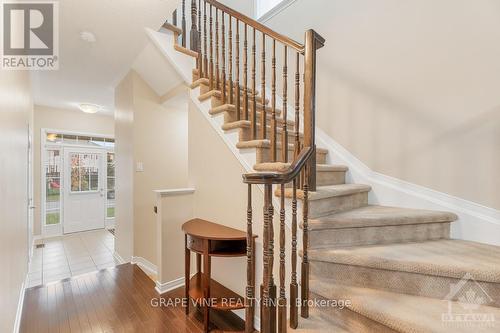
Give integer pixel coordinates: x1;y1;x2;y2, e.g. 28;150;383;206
113;251;127;264
257;0;299;23
155;277;185;294
40;128;115;237
131;256;158;276
13;269;29;333
316;127;500;246
153;188;196;196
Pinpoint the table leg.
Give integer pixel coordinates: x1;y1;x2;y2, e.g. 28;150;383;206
185;235;190;315
203;240;211;333
196;253;202;273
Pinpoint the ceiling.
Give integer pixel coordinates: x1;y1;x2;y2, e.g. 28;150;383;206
32;0;178;115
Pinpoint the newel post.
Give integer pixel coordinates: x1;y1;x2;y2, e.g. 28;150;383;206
303;29;324;192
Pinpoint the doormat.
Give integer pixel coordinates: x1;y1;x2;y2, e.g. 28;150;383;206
108;228;115;236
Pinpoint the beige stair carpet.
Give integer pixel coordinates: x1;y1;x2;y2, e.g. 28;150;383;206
310;281;500;333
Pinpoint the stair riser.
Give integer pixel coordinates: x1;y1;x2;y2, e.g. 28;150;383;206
309;192;368;218
317;170;346;186
310;264;500;308
309;222;451;248
220;112;294;131
197;76;258;97
254;147;327;164
208;89;268;108
311;292;398;333
238;126;298;144
284;170;346;188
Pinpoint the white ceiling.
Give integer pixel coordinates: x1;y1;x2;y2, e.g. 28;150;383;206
32;0;178;115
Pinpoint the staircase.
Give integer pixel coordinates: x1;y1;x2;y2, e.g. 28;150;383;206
157;1;500;332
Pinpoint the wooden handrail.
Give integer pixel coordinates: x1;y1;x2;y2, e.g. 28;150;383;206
205;0;304;52
242;146;313;185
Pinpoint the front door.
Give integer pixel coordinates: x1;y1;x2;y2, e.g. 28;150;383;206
63;148;105;234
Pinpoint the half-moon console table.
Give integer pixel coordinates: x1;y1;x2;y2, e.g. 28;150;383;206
182;218;257;333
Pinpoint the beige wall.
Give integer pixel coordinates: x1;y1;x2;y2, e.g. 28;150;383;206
0;71;32;332
33;105;114;236
115;72;135;261
263;0;500;210
115;70;189;264
156;192;194;284
219;0;254;17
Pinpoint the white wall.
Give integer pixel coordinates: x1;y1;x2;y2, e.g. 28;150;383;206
0;71;32;332
219;0;254;17
115;71;136;261
262;0;500;211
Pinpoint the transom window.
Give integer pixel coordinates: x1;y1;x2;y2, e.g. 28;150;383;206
46;132;115;148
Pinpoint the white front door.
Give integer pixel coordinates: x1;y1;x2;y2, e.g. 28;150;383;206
63;148;106;234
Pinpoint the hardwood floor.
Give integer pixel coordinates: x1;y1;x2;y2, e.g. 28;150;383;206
20;263;245;333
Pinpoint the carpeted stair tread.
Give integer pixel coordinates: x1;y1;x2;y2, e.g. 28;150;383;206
236;140;328;154
222;120;251;131
310;280;500;333
309;239;500;283
277;184;371;200
209;103;283;116
254;162;347;173
292;309;351;333
222;120;303;138
309;205;458;230
317;164;349;172
161;22;183;35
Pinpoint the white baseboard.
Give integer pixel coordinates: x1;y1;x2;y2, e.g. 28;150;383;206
155;277;185;295
13;272;29;333
131;256;158;276
113;251;127;264
316;127;500;246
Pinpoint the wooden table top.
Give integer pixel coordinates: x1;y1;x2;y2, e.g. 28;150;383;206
182;218;257;241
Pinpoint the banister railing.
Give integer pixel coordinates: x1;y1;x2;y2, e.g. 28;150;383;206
206;0;304;52
167;1;324;332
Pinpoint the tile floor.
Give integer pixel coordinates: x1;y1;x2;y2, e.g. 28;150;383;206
27;229;119;287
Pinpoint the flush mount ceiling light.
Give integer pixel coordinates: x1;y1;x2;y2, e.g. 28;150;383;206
79;103;102;114
80;31;96;43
